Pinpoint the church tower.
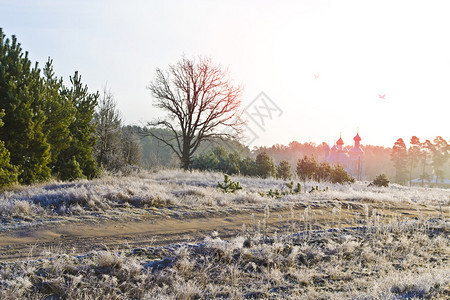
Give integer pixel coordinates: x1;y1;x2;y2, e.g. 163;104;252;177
349;132;365;180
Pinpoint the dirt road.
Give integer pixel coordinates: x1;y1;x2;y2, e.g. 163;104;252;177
0;201;445;262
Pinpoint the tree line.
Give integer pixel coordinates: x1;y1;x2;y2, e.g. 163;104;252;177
191;146;355;184
253;142;395;181
391;136;450;185
0;29;142;188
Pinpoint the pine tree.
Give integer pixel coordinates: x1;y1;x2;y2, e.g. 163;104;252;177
240;157;257;176
330;163;355;184
407;136;421;185
55;71;99;180
419;140;433;186
391;138;408;184
0;110;19;187
0;30;51;184
276;160;292;180
42;58;77;174
431;136;449;184
255;151;275;178
296;155;319;182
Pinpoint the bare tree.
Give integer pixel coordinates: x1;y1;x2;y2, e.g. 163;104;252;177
120;126;142;167
142;56;244;170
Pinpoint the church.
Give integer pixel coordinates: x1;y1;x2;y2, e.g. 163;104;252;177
324;133;365;180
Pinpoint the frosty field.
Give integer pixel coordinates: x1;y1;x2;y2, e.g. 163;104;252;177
0;170;449;299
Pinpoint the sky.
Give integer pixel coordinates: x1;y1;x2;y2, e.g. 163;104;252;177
1;0;449;148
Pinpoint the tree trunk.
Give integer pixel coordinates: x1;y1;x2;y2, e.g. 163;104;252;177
181;136;192;170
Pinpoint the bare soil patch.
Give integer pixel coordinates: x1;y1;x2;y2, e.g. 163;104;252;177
0;198;445;262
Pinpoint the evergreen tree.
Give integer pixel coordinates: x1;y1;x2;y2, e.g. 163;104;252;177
391;138;408;184
330;163;355;184
240;157;257;177
296;155;319;182
255;151;275;178
276;160;292;180
407;136;421;185
0;30;51;184
42;58;76;174
0;110;19;187
191;149;219;171
431;136;449;184
215;147;240;175
55;71;99;180
317;161;332;182
419;140;433;186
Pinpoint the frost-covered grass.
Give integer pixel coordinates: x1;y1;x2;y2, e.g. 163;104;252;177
1;218;448;299
1;169;449;225
1;170;449;298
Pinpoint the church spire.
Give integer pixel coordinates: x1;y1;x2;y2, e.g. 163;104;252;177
353;131;361;148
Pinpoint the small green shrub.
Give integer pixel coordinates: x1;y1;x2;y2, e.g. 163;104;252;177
261;182;303;198
309;185;328;193
285;181;302;193
217;174;242;193
369;173;390;187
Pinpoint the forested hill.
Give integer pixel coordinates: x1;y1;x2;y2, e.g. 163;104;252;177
136;127;252;168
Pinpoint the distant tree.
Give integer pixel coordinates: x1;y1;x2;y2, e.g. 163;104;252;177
296;155;319;182
191;149;220;171
407;136;421;185
276;160;292;180
330;164;355;184
139;128;180;168
191;146;242;175
317;161;332;182
240;157;257;177
430;136;449;184
219;151;241;175
391;138;408;184
142;56;244;170
255;151;275;178
419;139;433;186
94;87;123;172
120;126;143;167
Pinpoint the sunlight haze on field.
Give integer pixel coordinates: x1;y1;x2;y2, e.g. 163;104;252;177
1;0;449;147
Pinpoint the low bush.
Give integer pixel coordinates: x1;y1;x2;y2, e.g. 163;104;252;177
217;174;242;193
369;173;390;187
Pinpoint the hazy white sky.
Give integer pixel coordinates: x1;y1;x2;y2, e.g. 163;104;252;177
1;0;449;148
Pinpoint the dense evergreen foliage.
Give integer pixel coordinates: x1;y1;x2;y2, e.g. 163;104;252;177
255;151;276;178
0;29;99;183
276;160;292;180
0;110;19;187
0;31;51;183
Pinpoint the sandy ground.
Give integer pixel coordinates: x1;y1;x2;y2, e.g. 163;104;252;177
0;199;446;262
